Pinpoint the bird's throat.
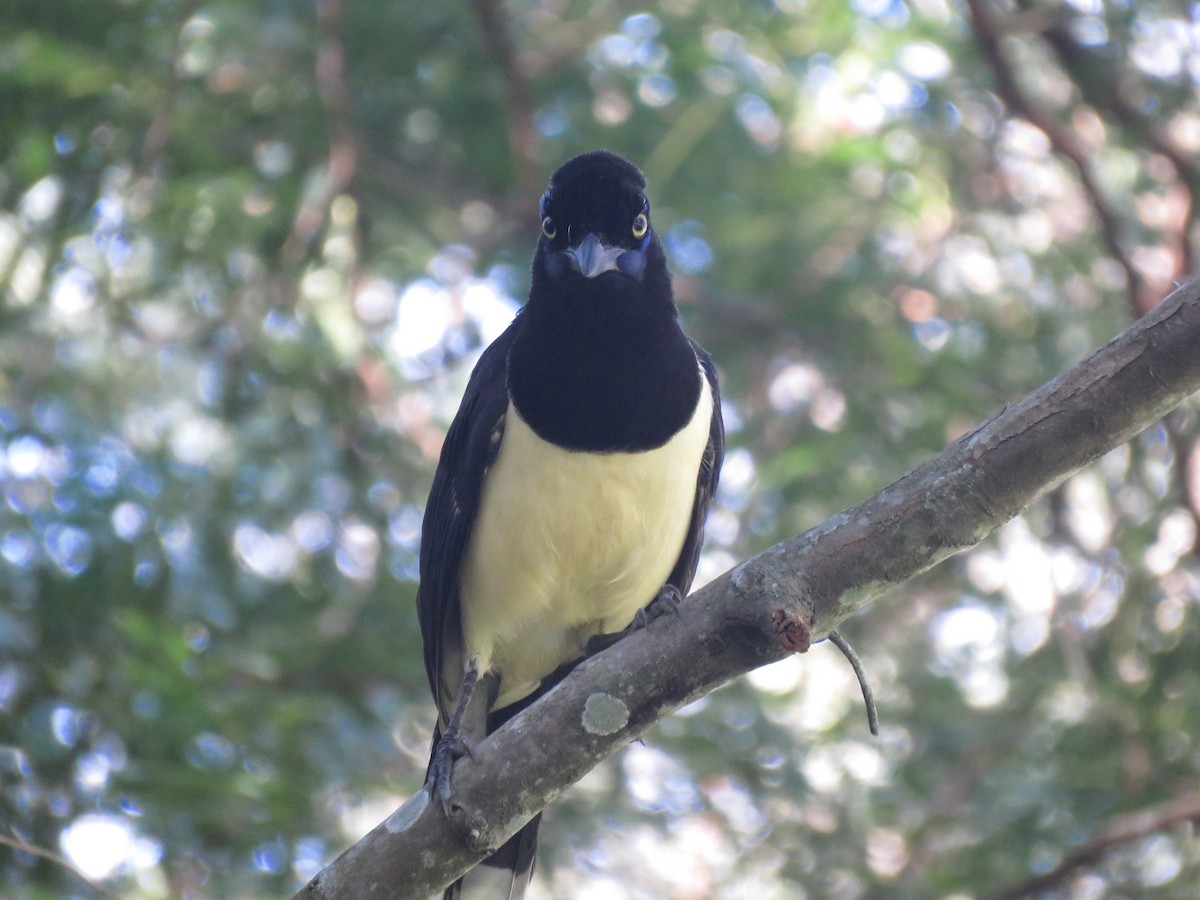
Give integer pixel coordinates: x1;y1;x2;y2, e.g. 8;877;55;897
508;309;702;453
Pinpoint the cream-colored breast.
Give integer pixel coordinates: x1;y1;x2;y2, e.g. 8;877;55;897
460;372;713;710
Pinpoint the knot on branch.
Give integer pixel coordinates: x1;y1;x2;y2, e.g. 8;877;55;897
443;793;494;854
771;609;811;653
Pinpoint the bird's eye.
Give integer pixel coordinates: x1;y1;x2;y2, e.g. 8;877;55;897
541;216;557;239
631;212;649;239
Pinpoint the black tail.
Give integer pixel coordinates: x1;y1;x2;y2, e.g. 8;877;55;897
442;814;540;900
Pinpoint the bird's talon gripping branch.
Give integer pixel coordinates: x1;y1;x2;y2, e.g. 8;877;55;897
590;585;686;654
431;735;474;814
427;658;482;815
633;583;683;629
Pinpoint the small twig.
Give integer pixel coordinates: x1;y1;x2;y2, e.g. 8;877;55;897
984;792;1200;900
827;630;879;736
964;0;1144;311
1164;408;1200;557
280;0;361;267
1038;18;1199;284
470;0;541;199
0;832;122;899
137;0;200;176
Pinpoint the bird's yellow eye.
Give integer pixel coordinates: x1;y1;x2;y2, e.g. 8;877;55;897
632;212;649;239
541;216;557;239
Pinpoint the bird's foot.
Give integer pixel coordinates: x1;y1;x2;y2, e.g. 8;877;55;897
633;583;683;630
583;585;684;656
429;731;474;815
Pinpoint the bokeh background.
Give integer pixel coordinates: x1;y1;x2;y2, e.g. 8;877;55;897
2;1;1200;897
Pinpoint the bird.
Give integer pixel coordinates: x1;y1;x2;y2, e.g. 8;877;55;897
417;149;724;899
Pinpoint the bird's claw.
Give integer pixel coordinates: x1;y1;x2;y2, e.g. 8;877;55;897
633;584;683;629
583;585;684;656
430;732;474;815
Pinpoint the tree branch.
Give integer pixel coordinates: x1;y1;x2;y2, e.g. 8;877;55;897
0;832;121;899
1037;16;1200;282
470;0;542;199
137;0;200;177
964;0;1145;311
985;791;1200;900
967;0;1200;550
280;0;360;267
296;279;1200;898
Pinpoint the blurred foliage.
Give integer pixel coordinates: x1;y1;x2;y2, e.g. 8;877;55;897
2;0;1200;897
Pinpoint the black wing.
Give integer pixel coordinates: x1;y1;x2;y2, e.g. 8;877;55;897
665;340;725;596
417;317;520;722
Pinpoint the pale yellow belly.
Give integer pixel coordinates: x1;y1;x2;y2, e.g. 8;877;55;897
460;378;712;709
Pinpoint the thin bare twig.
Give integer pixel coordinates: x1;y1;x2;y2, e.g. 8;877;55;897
1038;18;1199;282
138;0;201;177
0;832;122;899
1164;406;1200;556
827;630;879;736
964;0;1143;311
985;792;1200;900
280;0;361;267
470;0;542;199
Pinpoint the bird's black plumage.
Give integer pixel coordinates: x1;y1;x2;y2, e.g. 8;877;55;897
417;149;724;899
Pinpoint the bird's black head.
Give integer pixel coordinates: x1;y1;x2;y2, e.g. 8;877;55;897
511;151;700;451
531;150;670;304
